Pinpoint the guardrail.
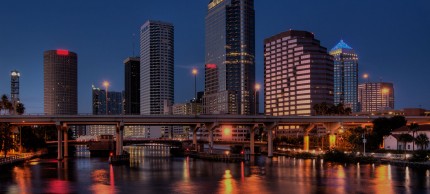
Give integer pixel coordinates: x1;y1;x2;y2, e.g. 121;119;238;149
0;153;41;166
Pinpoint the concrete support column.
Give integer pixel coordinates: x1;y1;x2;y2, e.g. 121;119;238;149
323;122;341;149
191;124;200;149
56;123;63;160
265;122;277;158
116;122;124;155
63;126;68;157
302;124;315;152
250;124;258;155
205;122;218;153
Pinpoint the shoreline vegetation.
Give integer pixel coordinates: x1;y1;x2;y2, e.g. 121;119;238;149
273;149;430;169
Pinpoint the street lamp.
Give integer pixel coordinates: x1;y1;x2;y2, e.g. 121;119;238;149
103;81;110;115
254;83;261;115
192;68;198;114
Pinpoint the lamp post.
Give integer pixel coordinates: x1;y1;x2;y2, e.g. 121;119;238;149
192;68;198;114
254;83;260;115
103;81;110;115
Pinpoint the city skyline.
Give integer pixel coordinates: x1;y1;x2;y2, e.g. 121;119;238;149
0;0;429;113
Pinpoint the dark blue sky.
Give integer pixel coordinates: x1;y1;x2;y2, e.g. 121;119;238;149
0;0;429;114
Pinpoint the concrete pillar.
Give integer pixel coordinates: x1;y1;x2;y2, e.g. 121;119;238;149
63;126;68;157
264;122;277;158
323;122;341;149
191;124;200;149
56;123;63;160
116;122;124;155
250;124;258;155
303;135;310;151
205;122;218;153
268;129;273;158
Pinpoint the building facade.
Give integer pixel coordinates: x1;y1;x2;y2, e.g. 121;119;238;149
330;40;359;112
44;50;78;115
140;20;174;115
204;0;256;115
92;85;123;115
358;82;394;112
264;30;334;117
124;57;140;115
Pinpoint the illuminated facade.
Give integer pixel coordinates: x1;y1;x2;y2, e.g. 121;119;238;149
124;57;140;115
358;82;394;112
44;50;77;115
264;30;334;118
140;20;174;115
330;40;359;112
203;0;256;115
10;70;20;113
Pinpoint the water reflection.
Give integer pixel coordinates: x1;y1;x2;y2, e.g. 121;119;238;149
1;146;430;193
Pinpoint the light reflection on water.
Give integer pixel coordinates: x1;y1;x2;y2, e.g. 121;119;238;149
0;146;429;193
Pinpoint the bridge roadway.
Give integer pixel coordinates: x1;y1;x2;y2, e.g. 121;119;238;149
1;114;429;160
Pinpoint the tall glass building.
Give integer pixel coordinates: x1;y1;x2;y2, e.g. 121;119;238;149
92;85;123;115
140;20;174;115
358;82;394;112
124;57;140;115
44;50;77;115
330;40;359;112
204;0;256;115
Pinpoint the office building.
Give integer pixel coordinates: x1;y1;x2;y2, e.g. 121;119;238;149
330;40;359;112
124;57;140;115
358;82;394;112
92;85;123;115
264;30;334;117
204;0;256;115
44;50;77;115
140;20;174;115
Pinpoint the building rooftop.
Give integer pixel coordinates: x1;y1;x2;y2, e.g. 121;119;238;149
330;40;353;51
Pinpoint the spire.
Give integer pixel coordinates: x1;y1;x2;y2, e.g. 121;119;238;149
330;39;353;51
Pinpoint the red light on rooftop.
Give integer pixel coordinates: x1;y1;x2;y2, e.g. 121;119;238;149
206;64;217;69
57;49;69;56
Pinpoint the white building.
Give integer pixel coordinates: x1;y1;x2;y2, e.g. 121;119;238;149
383;125;430;151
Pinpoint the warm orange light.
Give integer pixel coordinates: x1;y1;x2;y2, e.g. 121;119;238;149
303;135;309;151
103;81;110;88
363;73;369;79
192;68;198;75
381;88;389;94
255;83;261;91
329;134;336;148
223;127;231;136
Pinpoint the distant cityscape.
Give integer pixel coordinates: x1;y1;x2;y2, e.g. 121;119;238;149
3;0;429;140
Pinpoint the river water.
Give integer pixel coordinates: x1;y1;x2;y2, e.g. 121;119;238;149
1;146;429;194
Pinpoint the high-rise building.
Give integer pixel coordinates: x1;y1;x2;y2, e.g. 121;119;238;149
140;20;174;115
124;57;140;115
204;0;256;115
358;82;394;112
44;50;77;115
330;40;359;112
264;30;334;117
10;70;20;112
92;85;123;115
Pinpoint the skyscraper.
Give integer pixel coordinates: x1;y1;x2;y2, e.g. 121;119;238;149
92;85;123;115
204;0;256;115
330;40;359;112
140;20;174;115
44;50;77;115
124;57;140;115
358;82;394;112
10;70;20;103
264;30;334;116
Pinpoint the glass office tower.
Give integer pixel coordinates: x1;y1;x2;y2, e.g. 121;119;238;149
204;0;256;115
330;40;359;112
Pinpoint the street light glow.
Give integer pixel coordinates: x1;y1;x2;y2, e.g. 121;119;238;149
103;81;110;88
255;83;261;91
192;68;198;75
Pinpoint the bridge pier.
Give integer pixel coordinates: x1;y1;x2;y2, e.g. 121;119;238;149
63;126;68;157
323;122;342;149
250;124;259;155
116;122;124;155
205;122;218;153
265;122;278;158
302;124;315;152
191;124;200;150
56;122;63;160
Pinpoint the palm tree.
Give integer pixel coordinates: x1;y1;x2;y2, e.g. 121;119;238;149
0;95;13;115
409;123;419;151
415;133;429;150
16;102;25;115
398;133;414;151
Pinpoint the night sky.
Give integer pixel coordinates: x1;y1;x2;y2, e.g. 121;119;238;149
0;0;429;114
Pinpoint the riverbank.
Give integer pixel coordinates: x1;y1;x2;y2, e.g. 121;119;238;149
0;152;44;167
